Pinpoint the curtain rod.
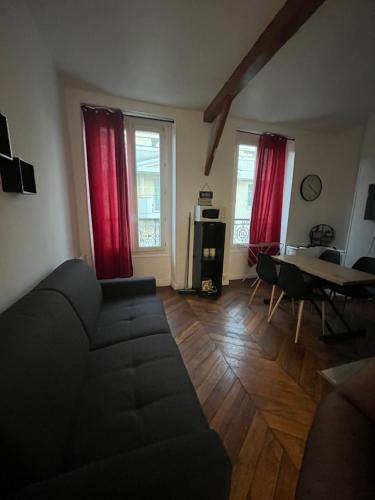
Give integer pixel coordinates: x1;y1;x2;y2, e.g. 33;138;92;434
81;103;174;124
124;111;174;124
237;128;295;141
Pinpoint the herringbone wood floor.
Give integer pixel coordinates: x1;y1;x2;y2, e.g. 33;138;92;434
157;281;375;500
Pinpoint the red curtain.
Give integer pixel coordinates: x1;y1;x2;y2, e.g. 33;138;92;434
248;133;287;266
82;106;133;279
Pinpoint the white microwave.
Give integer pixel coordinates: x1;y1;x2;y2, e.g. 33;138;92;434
194;205;224;222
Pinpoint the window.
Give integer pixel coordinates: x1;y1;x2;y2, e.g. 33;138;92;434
247;184;253;207
153;177;160;212
125;117;172;251
135;130;161;248
232;133;258;245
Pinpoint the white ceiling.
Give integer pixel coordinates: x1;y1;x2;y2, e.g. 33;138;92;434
27;0;375;131
232;0;375;131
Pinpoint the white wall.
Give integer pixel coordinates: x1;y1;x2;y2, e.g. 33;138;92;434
346;115;375;265
286;126;363;249
0;0;77;311
280;141;296;248
64;87;362;288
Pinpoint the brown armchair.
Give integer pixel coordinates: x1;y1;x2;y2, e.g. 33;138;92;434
295;358;375;500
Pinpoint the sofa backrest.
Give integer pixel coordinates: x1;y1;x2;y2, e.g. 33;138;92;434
0;290;89;492
36;259;102;342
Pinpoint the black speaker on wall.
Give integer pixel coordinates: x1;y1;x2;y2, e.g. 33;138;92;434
364;184;375;221
0;112;37;194
0;112;12;159
0;157;36;194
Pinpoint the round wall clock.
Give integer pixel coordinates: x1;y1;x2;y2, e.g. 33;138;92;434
300;174;322;201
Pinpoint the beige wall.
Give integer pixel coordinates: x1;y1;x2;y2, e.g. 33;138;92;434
286;126;363;249
346;115;375;266
64;87;362;288
0;0;77;311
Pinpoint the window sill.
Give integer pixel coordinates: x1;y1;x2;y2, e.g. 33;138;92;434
132;250;170;258
231;244;249;249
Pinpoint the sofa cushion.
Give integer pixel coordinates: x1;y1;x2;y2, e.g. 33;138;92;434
36;259;102;341
17;431;231;500
66;334;208;469
100;276;156;300
92;296;170;349
0;290;89;490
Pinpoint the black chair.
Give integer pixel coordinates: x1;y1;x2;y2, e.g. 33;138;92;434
319;249;341;264
268;262;327;343
302;250;341;290
353;256;375;274
310;249;341;292
248;253;279;318
327;257;375;307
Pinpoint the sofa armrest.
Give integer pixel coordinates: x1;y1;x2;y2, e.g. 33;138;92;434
16;430;231;500
337;357;375;422
295;392;375;500
99;276;156;300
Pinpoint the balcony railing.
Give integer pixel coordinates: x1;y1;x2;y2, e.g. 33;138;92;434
233;218;250;245
138;218;161;247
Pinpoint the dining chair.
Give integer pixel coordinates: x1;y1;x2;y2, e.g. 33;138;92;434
327;257;375;311
248;253;279;318
353;256;375;274
319;249;341;264
268;262;327;343
313;249;342;299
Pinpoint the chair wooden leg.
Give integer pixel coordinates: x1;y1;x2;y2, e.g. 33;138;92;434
291;297;295;316
250;277;260;288
295;300;305;344
268;291;285;323
248;279;262;306
321;301;326;337
268;284;276;319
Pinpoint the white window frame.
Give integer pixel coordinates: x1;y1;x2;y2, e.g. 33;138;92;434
231;131;259;247
124;116;172;255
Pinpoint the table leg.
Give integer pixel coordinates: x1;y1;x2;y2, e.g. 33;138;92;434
316;289;366;343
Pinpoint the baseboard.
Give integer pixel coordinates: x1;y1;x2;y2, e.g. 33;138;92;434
156;279;171;287
171;280;230;290
228;272;257;281
171;281;183;290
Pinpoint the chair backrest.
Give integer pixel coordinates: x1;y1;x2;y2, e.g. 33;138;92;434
256;253;278;285
352;257;375;274
278;262;310;299
319;249;340;265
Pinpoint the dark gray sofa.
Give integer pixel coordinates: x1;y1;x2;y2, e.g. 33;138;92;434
0;259;231;499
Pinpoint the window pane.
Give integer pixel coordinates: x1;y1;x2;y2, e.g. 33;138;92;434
233;144;257;245
135;130;161;247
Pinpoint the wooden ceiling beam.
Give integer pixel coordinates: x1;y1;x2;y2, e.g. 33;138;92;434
204;96;232;176
204;0;327;123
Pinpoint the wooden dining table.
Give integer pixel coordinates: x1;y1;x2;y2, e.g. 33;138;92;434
273;254;375;342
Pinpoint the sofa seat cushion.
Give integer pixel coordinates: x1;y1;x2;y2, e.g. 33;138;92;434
17;431;231;500
66;334;208;469
92;296;170;349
